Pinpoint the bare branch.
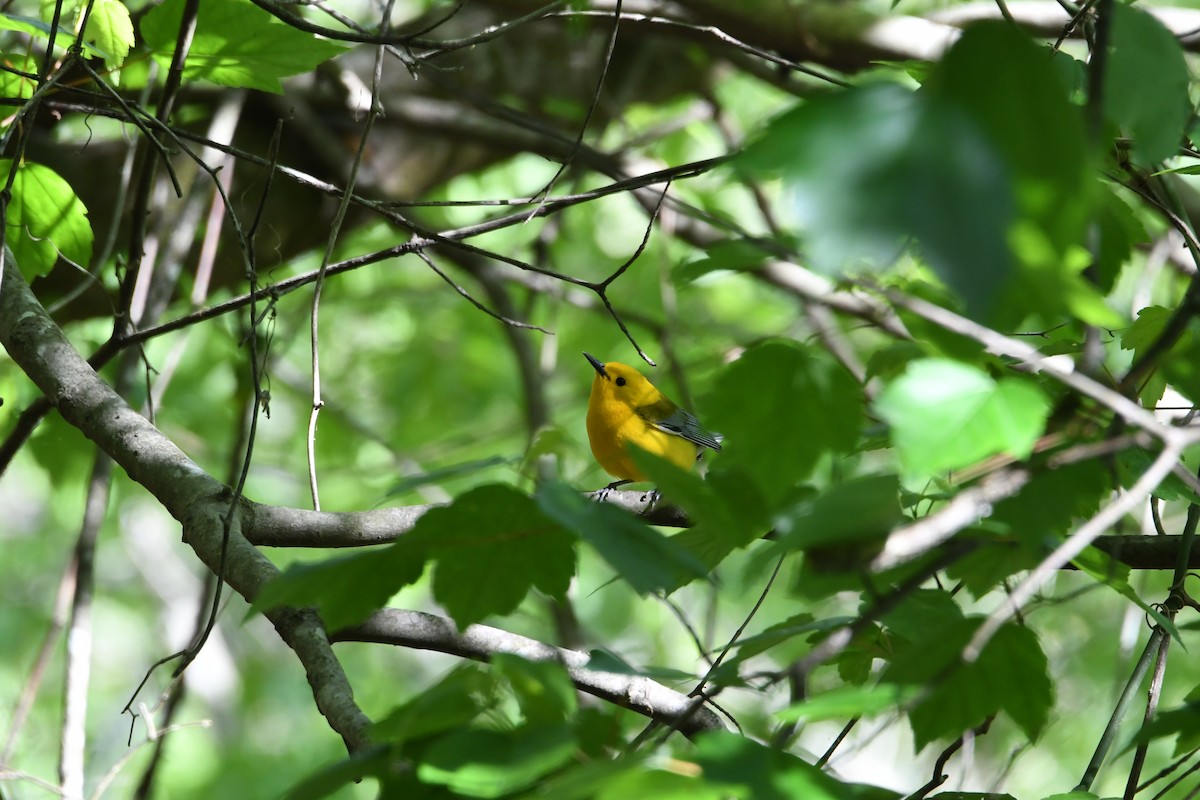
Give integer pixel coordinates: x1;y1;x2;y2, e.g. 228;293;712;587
334;608;726;738
0;260;372;754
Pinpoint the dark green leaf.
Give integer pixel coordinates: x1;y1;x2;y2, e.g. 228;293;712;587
141;0;346;93
1124;701;1200;756
772;474;902;551
584;650;698;682
1094;187;1148;292
884;620;1052;749
1073;546;1180;643
251;541;426;631
492;654;578;725
943;534;1042;599
410;484;576;628
776;683;921;723
694;731;895;800
373;665;497;745
739;81;1013;319
677;238;773;282
417;724;577;798
992;460;1110;541
1105;4;1191;163
668;467;773;569
705;341;861;506
1119;448;1200;504
879;588;963;643
282;745;390;800
537;481;708;594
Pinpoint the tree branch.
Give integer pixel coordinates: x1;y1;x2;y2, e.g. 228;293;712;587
0;259;372;754
333;608;726;738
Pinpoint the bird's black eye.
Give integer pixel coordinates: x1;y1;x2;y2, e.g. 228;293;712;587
615;376;626;386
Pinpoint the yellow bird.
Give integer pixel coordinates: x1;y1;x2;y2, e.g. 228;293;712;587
584;352;721;489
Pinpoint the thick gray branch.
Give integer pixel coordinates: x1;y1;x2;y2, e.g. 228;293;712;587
246;488;688;547
0;260;372;754
334;608;726;738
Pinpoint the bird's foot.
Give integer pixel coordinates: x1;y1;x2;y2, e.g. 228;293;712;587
594;480;631;504
638;489;661;514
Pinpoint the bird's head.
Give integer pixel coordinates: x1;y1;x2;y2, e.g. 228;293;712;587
584;352;655;406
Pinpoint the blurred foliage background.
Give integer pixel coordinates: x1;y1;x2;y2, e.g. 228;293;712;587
5;0;1200;798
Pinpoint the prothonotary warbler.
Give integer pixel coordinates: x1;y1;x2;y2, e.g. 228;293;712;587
584;352;721;490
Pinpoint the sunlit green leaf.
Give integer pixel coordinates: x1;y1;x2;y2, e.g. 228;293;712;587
875;359;1049;478
0;160;93;279
80;0;133;72
141;0;346;93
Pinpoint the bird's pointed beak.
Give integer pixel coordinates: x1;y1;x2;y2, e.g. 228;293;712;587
583;352;608;379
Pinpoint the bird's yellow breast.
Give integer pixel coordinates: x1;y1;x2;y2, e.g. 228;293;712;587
586;390;697;482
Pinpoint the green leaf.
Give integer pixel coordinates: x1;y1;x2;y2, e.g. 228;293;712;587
991;460;1111;541
0;52;37;103
943;534;1042;599
776;683;921;723
1119;448;1200;504
492;654;578;725
705;341;862;506
1120;306;1173;354
410;484;576;628
677;239;772;282
929;23;1092;327
0;160;93;280
739;82;1014;319
80;0;133;71
536;481;708;595
281;746;390;800
373;665;497;745
140;0;346;93
884;620;1052;749
584;650;700;683
1105;4;1191;163
772;474;901;551
591;769;728;800
1120;305;1175;406
0;12;64;39
417;724;577;798
1072;546;1181;643
875;359;1049;479
705;614;848;686
629;449;770;570
880;588;963;643
694;731;890;800
1123;701;1200;756
1094;186;1147;293
251;541;426;631
535;761;727;800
